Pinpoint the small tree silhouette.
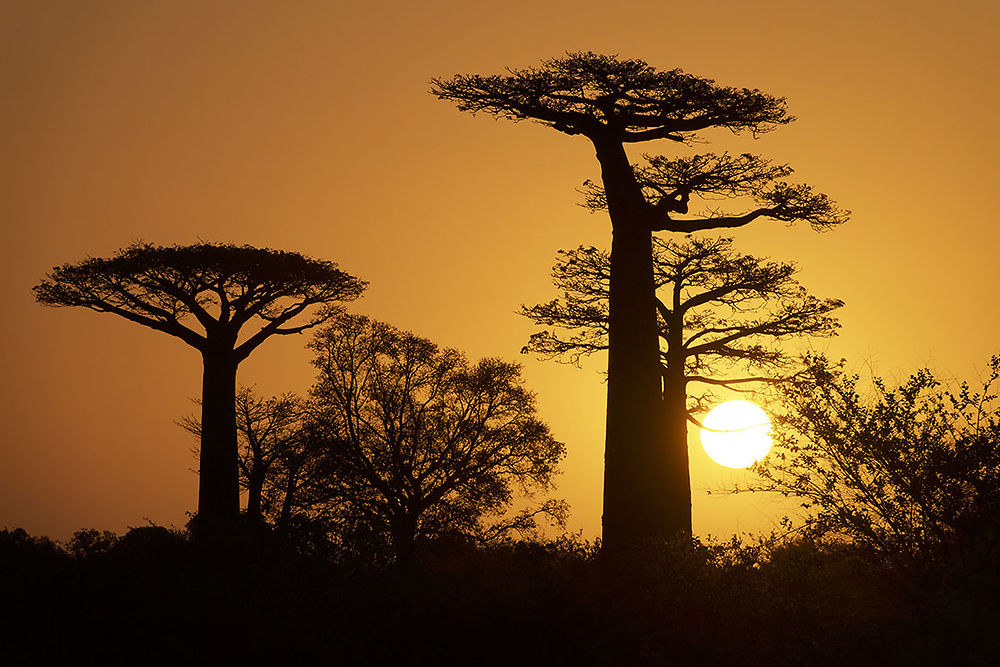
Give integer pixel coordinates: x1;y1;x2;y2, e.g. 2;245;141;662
34;242;366;535
749;356;1000;570
300;313;566;563
522;236;842;532
433;53;847;551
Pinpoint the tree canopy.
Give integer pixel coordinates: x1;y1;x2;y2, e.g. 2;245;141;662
34;242;367;359
748;356;1000;569
581;151;848;232
522;236;843;413
431;52;791;143
299;313;566;562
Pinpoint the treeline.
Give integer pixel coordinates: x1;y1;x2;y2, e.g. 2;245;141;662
180;313;567;564
2;524;997;665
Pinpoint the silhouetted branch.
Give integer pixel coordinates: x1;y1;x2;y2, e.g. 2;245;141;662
523;237;842;405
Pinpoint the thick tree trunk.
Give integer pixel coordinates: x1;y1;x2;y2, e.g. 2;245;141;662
390;514;418;565
198;347;240;535
276;462;300;537
246;470;265;522
596;138;672;553
660;346;693;537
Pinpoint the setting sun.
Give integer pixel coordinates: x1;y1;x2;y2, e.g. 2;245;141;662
700;400;773;469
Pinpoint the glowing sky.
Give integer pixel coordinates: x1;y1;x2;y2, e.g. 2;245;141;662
1;0;997;540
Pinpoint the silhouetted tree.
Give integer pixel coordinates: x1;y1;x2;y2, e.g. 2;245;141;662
432;53;847;551
181;387;305;523
301;313;566;563
65;529;118;558
749;356;1000;569
522;236;842;533
34;243;366;536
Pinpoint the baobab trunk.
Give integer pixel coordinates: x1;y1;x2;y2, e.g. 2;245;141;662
246;469;266;522
198;347;240;533
596;138;672;552
660;347;693;537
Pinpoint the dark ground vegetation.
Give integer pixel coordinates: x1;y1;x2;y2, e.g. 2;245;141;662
2;523;997;666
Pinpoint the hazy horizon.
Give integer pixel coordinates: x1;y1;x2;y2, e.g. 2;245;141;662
2;0;998;541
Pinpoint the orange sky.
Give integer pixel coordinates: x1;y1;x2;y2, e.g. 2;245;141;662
2;0;998;542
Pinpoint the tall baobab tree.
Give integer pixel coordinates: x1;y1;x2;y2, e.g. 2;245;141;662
433;54;847;551
34;242;366;535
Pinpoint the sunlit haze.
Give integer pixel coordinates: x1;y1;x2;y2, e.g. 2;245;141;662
2;0;998;542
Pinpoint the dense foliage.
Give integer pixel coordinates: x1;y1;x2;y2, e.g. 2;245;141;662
297;313;566;562
431;51;792;142
751;356;1000;571
34;242;367;355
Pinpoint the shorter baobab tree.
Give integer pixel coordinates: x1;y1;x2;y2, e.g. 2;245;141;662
522;235;842;535
34;243;366;535
300;313;566;563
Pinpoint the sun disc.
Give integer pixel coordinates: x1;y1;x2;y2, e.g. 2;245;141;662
700;400;772;469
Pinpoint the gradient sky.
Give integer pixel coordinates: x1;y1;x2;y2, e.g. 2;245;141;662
2;0;997;542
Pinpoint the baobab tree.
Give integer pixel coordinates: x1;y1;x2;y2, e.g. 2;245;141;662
432;54;848;551
33;242;366;536
522;236;843;534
